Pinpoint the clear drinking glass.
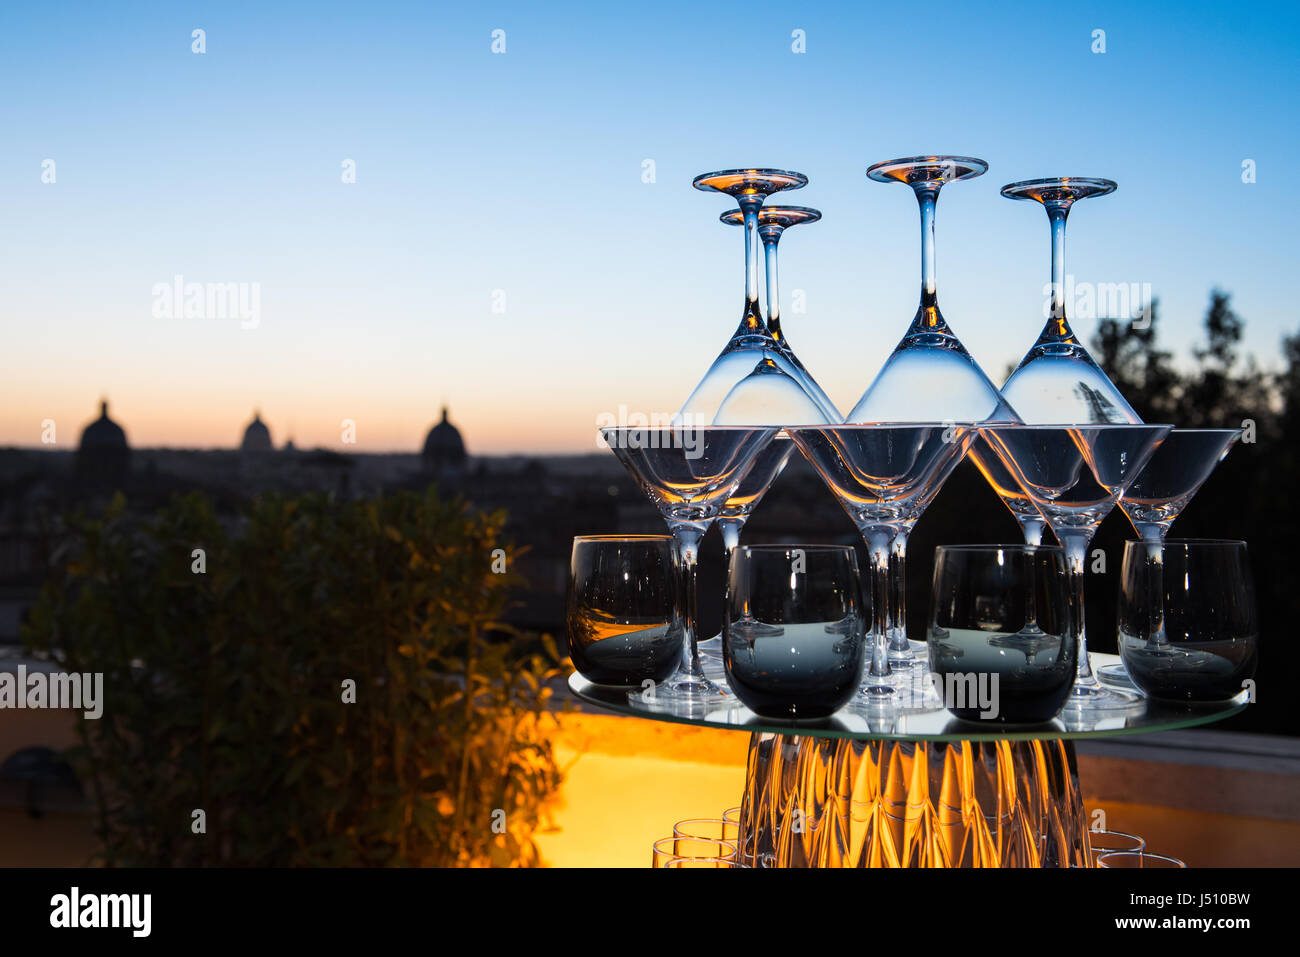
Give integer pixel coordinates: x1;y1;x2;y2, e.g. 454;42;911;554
723;544;865;718
929;545;1075;724
1097;851;1186;869
1118;539;1258;701
566;535;680;687
1087;829;1145;866
652;836;738;867
674;818;740;844
601;426;777;711
999;177;1142;424
661;858;744;869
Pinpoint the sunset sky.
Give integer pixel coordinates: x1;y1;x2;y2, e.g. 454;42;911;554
1;1;1296;454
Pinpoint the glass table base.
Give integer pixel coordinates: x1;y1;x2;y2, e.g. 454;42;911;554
736;734;1090;867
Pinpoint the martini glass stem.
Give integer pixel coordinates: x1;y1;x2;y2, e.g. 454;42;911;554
763;235;782;341
888;531;910;654
740;197;764;333
1044;205;1074;342
917;187;940;323
1143;532;1167;651
672;527;707;681
1019;516;1046;547
1020;519;1044;632
718;518;742;556
1062;533;1097;686
864;529;895;682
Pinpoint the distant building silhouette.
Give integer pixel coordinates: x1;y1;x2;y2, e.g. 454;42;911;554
240;411;273;453
422;407;467;476
76;400;130;484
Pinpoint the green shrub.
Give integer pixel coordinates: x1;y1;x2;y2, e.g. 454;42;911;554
22;488;565;866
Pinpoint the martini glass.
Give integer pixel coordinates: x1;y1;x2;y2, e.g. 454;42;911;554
1100;428;1243;685
980;424;1171;712
718;206;841;424
601;426;777;712
846;157;1018;670
847;156;1018;424
787;424;974;703
999;177;1141;424
675;170;815;425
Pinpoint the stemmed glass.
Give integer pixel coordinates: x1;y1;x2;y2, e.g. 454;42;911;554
1101;428;1242;685
847;157;1018;667
718;206;841;424
600;426;778;712
999;177;1141;424
787;424;974;703
675;170;822;425
980;424;1171;712
847;156;1017;424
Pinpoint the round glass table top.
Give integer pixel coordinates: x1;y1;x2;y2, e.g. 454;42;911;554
567;654;1249;743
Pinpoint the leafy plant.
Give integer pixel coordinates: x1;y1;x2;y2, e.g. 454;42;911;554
23;488;566;866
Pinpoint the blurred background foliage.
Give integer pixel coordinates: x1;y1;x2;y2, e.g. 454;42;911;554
22;488;566;866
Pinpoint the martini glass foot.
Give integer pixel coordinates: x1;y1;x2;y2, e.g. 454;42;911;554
1096;661;1137;688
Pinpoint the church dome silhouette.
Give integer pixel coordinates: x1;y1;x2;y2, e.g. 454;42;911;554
422;407;467;472
77;399;130;482
79;400;128;451
241;411;273;452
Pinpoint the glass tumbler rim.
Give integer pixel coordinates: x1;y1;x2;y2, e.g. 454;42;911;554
735;543;858;556
572;534;673;544
1096;850;1186;869
935;543;1065;555
1123;537;1248;550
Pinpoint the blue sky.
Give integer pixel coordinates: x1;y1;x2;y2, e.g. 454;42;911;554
1;0;1296;452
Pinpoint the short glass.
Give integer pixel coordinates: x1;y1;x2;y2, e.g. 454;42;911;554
566;535;681;687
723;544;865;719
674;817;739;844
661;858;743;868
1118;539;1258;701
1097;851;1186;869
929;545;1076;724
1088;829;1145;866
651;836;737;868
